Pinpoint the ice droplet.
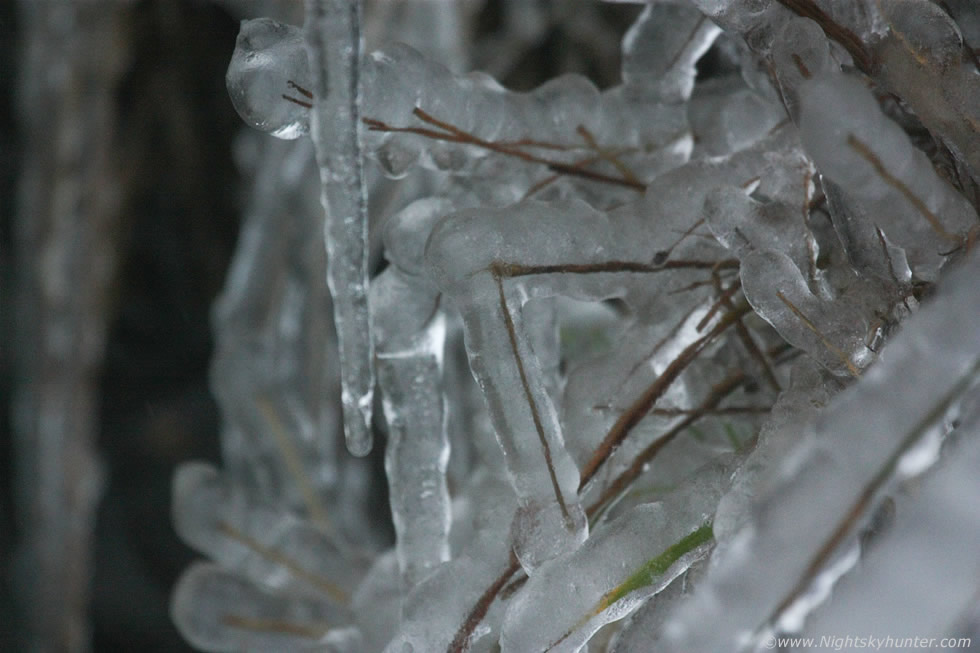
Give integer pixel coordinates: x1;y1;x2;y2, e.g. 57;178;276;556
227;18;311;140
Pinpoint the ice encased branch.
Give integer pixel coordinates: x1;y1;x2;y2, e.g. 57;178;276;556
662;250;980;652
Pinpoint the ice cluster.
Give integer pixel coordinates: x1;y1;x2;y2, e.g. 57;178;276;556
174;0;980;651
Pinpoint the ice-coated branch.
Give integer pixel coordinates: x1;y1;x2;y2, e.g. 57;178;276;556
662;250;980;652
500;460;730;653
303;0;375;456
801;390;980;645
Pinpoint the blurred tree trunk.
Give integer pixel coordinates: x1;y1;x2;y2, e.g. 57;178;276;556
11;2;133;650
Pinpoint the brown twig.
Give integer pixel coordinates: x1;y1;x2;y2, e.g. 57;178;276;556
577;124;643;186
222;614;329;639
774;0;874;74
776;291;861;378
363;109;647;191
447;554;522;653
579;301;752;491
711;272;781;392
846;134;961;243
586;369;748;518
491;267;573;527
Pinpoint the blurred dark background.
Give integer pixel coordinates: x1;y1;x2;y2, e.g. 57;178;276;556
0;1;637;650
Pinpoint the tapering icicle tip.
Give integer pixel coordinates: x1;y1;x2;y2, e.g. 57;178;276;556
342;390;374;457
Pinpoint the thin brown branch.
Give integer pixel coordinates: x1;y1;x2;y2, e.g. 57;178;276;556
791;53;812;79
577;124;643;186
776;290;861;378
493;258;725;279
578;301;751;491
774;0;874;74
282;94;314;109
711;272;781;392
216;521;348;604
696;276;743;332
222;614;329;639
846;134;961;243
651;405;771;417
287;80;313;99
447;554;521;653
363;111;646;191
523;150;631;199
256;397;330;530
492;270;573;526
586;370;748;518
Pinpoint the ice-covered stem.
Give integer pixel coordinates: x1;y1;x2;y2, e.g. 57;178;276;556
209;137;344;522
12;2;131;650
303;0;375;456
171;562;340;652
171;462;360;606
800;391;980;643
798;73;977;281
579;296;747;490
363;108;646;192
501;461;728;653
662;250;980;652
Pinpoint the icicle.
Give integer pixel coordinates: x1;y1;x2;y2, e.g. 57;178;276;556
371;198;454;590
372;274;451;589
303;0;375;456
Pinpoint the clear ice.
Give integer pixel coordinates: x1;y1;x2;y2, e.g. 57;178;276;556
168;2;980;651
303;0;375;456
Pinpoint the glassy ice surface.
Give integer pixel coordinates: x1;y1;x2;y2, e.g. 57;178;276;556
304;0;375;456
168;2;980;651
663;252;980;652
227;18;311;140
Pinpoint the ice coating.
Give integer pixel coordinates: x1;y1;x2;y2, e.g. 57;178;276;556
227;18;312;140
383;473;517;653
304;0;375;456
770;16;839;122
609;559;707;653
621;2;722;102
171;561;339;652
740;249;872;377
798;73;977;280
661;251;980;653
171;462;361;603
208;135;345;519
802;392;980;645
500;461;729;653
712;359;840;543
170;2;980;651
424;128;791;572
874;0;980;177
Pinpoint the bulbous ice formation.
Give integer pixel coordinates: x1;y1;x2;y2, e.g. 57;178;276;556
226;18;312;140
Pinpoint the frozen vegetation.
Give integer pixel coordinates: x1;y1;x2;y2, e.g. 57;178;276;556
173;0;980;651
